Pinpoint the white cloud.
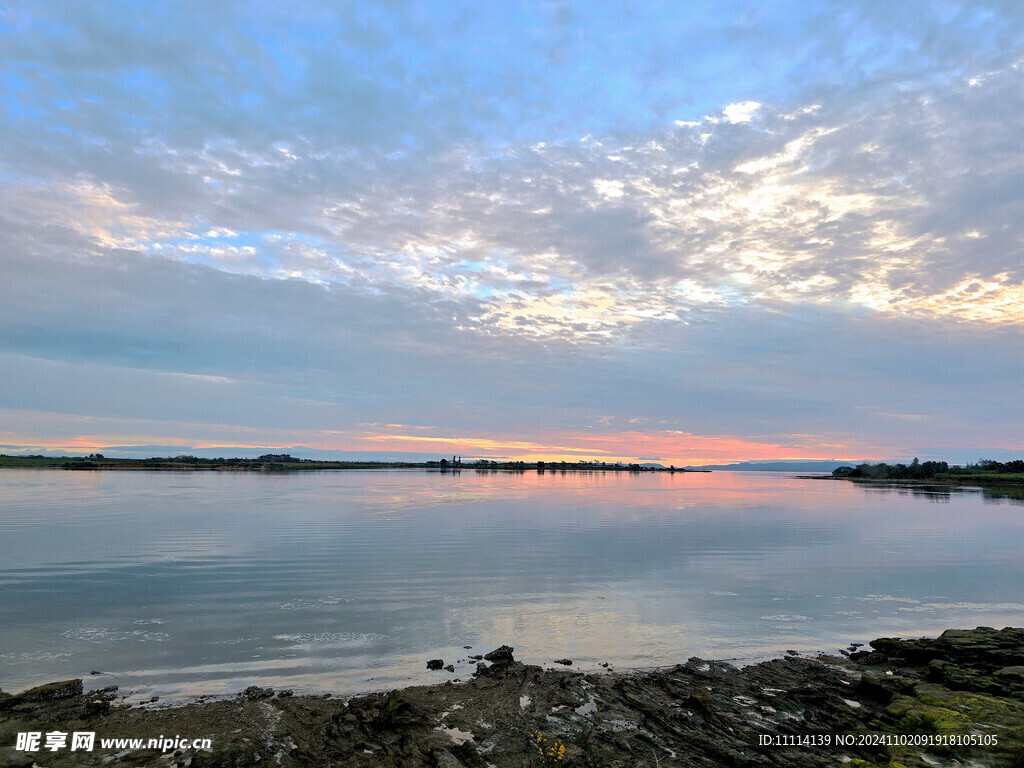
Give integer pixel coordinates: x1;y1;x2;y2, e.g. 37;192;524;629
592;179;625;198
722;101;762;124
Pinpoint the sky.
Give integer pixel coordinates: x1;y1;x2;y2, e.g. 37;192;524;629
1;0;1022;466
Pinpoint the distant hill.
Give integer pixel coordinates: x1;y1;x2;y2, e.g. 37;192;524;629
684;460;868;472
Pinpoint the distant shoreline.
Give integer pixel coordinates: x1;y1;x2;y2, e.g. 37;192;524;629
0;455;708;473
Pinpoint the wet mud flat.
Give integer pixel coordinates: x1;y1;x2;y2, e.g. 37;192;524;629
2;627;1023;767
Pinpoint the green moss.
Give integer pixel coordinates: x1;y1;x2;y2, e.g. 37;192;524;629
873;683;1024;766
884;745;933;768
913;683;1024;726
885;694;974;736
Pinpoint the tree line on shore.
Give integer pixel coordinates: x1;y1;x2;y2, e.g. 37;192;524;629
833;457;1024;479
0;454;686;472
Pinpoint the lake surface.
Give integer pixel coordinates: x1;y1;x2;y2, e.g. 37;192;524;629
1;469;1022;700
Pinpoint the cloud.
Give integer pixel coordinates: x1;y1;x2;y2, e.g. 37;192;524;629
11;48;1023;339
1;237;1021;461
2;1;1023;460
721;101;761;124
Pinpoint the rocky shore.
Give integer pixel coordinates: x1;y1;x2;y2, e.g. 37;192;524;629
3;627;1023;767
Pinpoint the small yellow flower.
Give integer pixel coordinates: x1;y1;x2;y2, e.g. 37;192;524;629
530;732;567;766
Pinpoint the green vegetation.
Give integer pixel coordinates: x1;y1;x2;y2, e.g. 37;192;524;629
833;457;1024;484
859;682;1024;767
833;458;949;479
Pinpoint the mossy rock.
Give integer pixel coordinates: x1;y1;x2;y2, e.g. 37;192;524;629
890;684;1024;766
885;693;974;737
995;666;1024;682
929;660;1006;695
913;682;1024;726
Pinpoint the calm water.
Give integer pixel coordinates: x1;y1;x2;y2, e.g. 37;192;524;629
1;469;1022;700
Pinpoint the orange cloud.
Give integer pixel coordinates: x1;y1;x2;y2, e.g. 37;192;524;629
353;427;874;465
0;408;890;463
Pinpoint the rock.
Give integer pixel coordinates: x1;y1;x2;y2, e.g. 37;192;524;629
867;627;1024;670
1;681;83;712
3;627;1022;768
242;685;274;701
434;749;466;768
277;689;294;697
426;659;444;670
87;696;113;715
91;670;103;675
937;626;1024;667
867;637;904;654
150;696;160;702
554;658;573;666
444;664;455;672
473;659;526;681
483;645;514;663
463;645;472;649
469;654;483;661
994;665;1024;680
19;679;83;702
855;672;900;703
